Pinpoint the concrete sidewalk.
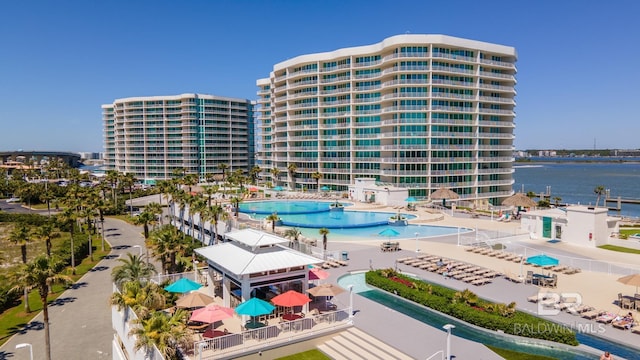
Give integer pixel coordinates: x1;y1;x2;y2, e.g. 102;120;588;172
0;217;157;360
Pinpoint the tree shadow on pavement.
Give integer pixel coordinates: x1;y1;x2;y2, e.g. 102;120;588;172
49;297;77;307
90;266;109;272
105;233;122;237
111;245;131;250
0;350;14;359
69;281;88;290
5;320;44;339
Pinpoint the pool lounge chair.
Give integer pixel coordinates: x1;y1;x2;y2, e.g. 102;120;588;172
581;309;605;320
612;319;635;330
595;312;617;323
631;325;640;334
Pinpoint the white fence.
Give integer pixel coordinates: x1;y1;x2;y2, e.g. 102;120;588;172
111;301;164;360
457;233;640;276
192;308;351;359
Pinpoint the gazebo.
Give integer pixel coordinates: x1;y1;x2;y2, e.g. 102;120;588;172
195;229;322;313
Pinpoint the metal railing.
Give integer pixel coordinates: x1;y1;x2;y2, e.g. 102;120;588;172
426;350;444;360
192;308;351;359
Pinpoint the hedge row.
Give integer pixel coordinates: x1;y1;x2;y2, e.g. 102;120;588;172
365;270;578;346
0;212;48;226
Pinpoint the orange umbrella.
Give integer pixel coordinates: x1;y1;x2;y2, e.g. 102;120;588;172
271;290;311;307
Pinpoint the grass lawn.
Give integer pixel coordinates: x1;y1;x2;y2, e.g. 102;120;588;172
487;345;556;360
598;244;640;254
0;244;111;347
275;349;330;360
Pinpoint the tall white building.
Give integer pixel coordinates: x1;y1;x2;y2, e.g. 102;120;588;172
257;34;517;205
103;94;254;181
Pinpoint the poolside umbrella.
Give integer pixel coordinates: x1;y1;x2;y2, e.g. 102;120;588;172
176;292;214;308
502;192;537;208
189;304;234;324
378;228;400;238
235;297;275;317
617;273;640;293
321;186;330;191
430;187;459;206
405;196;417;203
273;186;284;191
164;277;202;293
271;290;311;308
526;254;559;267
307;283;346;297
309;267;330;281
249;187;258;192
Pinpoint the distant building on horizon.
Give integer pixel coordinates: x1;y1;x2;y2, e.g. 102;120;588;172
102;94;255;181
256;34;517;207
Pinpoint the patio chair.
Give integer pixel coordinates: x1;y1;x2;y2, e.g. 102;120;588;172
525;271;534;285
619;293;634;309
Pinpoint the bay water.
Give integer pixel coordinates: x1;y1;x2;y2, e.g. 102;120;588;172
513;161;640;218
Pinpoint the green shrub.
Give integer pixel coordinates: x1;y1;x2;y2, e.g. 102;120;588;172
0;212;48;226
365;271;578;346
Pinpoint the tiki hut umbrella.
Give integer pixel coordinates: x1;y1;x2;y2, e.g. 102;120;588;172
430;187;459;207
502;192;537;208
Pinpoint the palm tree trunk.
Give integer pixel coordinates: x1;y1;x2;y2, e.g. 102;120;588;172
42;293;52;360
70;227;76;275
46;238;52;257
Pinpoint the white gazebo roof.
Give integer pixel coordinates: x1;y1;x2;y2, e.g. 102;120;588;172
224;228;289;249
195;242;322;276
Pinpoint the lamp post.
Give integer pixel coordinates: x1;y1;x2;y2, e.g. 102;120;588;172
442;324;455;360
348;284;354;321
15;343;33;360
132;245;143;257
414;232;420;253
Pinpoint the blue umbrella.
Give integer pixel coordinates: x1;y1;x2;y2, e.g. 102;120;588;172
378;228;400;237
526;254;559;267
321;186;330;191
235;297;275;317
273;186;284;191
164;278;202;293
405;197;417;203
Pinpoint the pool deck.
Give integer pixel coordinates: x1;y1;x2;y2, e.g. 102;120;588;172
312;210;640;359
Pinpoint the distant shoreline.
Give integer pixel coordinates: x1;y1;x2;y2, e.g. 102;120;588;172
516;159;640;164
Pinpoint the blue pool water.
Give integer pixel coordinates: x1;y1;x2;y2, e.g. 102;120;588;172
239;200;464;239
338;272;638;359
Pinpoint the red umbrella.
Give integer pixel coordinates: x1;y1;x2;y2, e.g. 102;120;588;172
271;290;311;307
189;304;235;324
309;267;330;281
249;187;258;192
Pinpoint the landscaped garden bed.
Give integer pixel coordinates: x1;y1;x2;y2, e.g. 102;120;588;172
365;269;578;346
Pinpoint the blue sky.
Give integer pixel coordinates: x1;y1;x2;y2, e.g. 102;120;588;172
1;0;638;152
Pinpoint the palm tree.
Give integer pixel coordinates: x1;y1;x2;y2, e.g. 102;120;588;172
12;255;71;360
191;198;207;243
121;173;137;217
284;228;302;250
249;165;262;185
110;280;167;318
134;210;157;240
149;226;189;274
319;227;330;253
287;163;298;189
10;223;33;312
35;220;59;257
312;171;322;191
230;196;242;218
105;170;120;207
112;253;157;286
552;196;562;207
203;185;219;207
266;212;280;233
270;167;281;185
217;163;229;184
129;309;192;360
594;185;606;207
205;203;228;245
9;223;32;265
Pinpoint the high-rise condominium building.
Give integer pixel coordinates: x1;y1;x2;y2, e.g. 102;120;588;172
103;94;254;181
257;34;517;205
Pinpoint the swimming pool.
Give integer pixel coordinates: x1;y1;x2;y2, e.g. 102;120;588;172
239;200;464;239
338;272;637;359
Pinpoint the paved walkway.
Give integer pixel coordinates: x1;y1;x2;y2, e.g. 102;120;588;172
0;218;155;360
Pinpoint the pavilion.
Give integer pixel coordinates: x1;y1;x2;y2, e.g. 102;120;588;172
195;228;323;314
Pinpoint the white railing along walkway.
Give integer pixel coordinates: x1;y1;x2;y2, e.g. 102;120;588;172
192;308;351;359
